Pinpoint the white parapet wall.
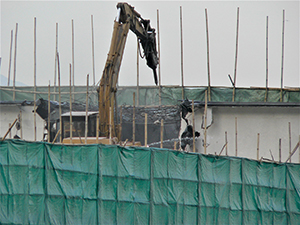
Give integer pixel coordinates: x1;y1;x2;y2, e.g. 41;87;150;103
180;105;300;163
0;103;45;141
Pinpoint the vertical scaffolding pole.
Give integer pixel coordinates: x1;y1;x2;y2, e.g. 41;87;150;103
205;8;211;101
288;122;291;162
280;10;285;102
33;17;37;141
91;15;95;87
279;138;282;163
264;16;269;102
235;117;238;156
145;113;148;147
157;9;162;105
109;107;112;144
72;19;75;102
13;23;18;101
19;110;22;139
57;52;62;143
136;40;140;106
133;92;136;144
180;6;184;100
119;107;122;142
192;100;195;153
7;30;13;86
54;23;58;101
160;119;164;148
85;74;89;144
204;91;208;154
48;82;50;143
225;131;228;156
91;15;96;105
96;114;99;144
232;7;239;102
69;64;73;144
257;133;260;160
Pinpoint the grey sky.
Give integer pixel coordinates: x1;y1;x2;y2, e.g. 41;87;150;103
0;1;299;88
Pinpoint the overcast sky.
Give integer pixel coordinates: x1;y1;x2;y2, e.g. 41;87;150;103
0;0;299;88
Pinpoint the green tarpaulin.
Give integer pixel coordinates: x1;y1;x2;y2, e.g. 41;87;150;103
1;86;299;106
0;139;299;224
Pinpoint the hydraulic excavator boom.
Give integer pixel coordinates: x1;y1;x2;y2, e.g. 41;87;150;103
98;2;159;139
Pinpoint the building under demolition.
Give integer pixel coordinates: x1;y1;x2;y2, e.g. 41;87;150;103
1;85;299;162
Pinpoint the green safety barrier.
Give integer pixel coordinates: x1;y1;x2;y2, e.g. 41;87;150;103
0;139;299;224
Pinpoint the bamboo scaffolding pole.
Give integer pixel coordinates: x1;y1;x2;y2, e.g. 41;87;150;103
72;19;75;102
110;106;113;143
257;133;260;160
192;99;195;153
0;86;96;95
91;15;95;87
264;16;269;102
232;7;239;102
285;141;300;163
279;138;282;163
269;149;274;162
235;117;238;156
7;30;13;86
160;119;164;148
91;15;96;105
119;106;122;142
54;23;58;101
174;141;177;150
85;74;89;144
288;122;291;162
69;64;73;144
145;113;148;147
48;82;50;143
57;52;62;143
19;111;22;139
136;40;140;106
259;157;275;163
77;132;83;144
204;91;208;154
8;123;12;139
299;135;300;163
13;23;18;101
157;9;162;105
133;92;136;144
2;118;18;141
225;131;228;155
280;10;285;102
219;142;228;156
3;85;297;97
52;129;61;144
205;8;211;101
96;114;99;144
123;139;128;147
180;6;184;100
33;17;37;141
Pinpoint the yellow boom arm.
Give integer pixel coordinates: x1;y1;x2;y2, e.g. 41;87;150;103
98;2;158;138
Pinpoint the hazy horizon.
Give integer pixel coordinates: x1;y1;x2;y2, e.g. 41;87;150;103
1;1;299;88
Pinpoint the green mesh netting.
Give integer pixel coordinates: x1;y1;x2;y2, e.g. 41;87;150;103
0;139;299;224
1;86;299;105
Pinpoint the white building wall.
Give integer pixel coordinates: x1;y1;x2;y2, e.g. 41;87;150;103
0;104;45;141
181;106;300;163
